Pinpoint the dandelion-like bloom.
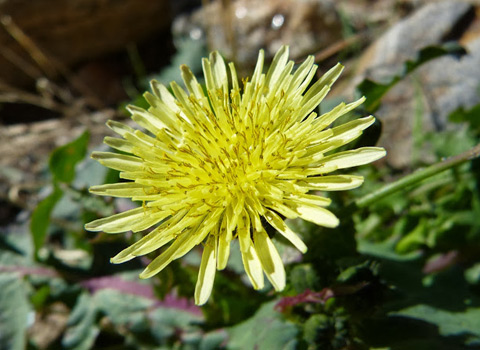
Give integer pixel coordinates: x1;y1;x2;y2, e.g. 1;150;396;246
85;46;386;305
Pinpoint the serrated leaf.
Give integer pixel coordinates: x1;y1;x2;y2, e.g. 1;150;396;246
94;289;153;326
62;293;98;350
149;306;203;345
200;330;228;350
227;301;298;350
49;131;90;183
357;43;467;112
392;305;480;342
30;185;63;255
0;274;30;350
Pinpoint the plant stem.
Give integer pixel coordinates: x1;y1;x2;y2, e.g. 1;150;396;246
355;142;480;208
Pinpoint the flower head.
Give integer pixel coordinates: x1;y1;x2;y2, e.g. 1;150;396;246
85;46;385;305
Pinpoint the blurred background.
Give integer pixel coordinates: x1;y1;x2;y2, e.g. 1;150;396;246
1;0;480;349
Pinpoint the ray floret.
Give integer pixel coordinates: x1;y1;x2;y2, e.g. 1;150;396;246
85;46;386;305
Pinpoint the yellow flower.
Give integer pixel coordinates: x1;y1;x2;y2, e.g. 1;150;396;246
85;46;386;305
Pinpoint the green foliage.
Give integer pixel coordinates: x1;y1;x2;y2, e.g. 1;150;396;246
30;185;63;256
227;301;298;350
63;293;99;350
49;131;90;183
0;275;30;350
449;103;480;133
394;305;480;343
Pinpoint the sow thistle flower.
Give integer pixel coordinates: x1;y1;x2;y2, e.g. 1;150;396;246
85;46;385;305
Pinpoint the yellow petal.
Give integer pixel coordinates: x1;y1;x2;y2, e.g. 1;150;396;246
139;231;197;278
194;236;216;305
263;210;307;253
265;45;289;89
296;63;344;120
85;207;143;233
89;182;152;198
103;137;133;153
111;210;196;262
106;120;134;137
320;147;386;170
298;175;364;191
111;230;174;264
313;97;365;131
240;242;264;290
237;209;251;253
296;204;339;228
210;51;228;92
216;215;230;270
180;64;206;100
287;54;316;95
91;152;143;172
253;230;285;291
128;104;166;134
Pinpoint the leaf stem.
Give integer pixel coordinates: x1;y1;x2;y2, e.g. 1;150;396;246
355;142;480;208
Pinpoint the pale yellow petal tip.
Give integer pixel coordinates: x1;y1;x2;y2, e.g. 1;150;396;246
329;217;341;228
110;256;123;264
194;279;214;306
268;274;286;292
194;296;208;306
370;147;388;162
105;119;118;129
209;50;221;60
250;278;265;290
298;244;308;254
90;151;101;160
138;270;153;279
88;185;101;194
149;79;162;91
276;45;289;57
84;221;101;232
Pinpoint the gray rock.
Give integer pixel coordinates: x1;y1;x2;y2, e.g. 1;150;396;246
354;1;479;168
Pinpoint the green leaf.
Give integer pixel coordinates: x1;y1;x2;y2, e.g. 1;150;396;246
290;264;320;293
30;185;63;255
449;103;480;133
395;219;428;254
392;305;480;343
149;306;203;345
49;131;90;183
357;43;466;113
62;293;98;350
465;263;480;286
227;301;298;350
303;314;333;347
94;289;153;326
0;274;30;350
200;331;228;350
